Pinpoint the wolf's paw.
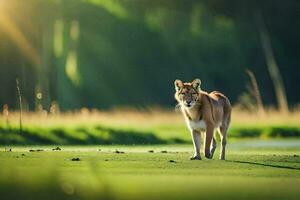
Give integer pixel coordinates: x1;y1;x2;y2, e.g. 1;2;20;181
190;155;201;160
205;153;212;159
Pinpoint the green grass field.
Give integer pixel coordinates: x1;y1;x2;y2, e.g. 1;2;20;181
1;110;300;145
1;111;300;199
1;140;300;200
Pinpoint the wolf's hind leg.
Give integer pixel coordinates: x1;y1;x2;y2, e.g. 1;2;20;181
219;125;228;160
210;134;217;158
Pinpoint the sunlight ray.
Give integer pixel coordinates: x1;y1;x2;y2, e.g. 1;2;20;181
0;11;40;67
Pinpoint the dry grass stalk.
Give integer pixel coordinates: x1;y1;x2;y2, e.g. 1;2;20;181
245;69;265;116
16;78;23;134
3;104;10;128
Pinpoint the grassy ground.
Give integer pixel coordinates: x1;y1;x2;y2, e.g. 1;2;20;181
1;140;300;200
0;109;300;145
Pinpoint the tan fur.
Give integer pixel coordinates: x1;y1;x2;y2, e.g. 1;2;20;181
174;79;231;160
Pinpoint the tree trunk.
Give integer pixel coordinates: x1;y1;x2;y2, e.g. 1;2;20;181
255;12;289;113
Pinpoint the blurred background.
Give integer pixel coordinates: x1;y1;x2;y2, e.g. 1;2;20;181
0;0;299;111
0;0;300;145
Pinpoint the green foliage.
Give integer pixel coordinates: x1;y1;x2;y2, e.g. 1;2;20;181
0;0;299;109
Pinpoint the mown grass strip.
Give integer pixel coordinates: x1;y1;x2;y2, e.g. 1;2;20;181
0;124;300;145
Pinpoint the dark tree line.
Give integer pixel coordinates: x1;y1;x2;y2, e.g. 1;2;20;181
0;0;299;110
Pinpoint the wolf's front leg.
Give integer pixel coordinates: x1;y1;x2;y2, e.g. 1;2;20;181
190;130;201;160
205;124;214;159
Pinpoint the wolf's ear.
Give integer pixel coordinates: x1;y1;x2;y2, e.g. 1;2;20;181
192;78;201;91
174;79;183;91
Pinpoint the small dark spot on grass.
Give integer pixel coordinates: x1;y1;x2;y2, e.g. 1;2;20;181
293;154;299;157
161;150;168;153
29;149;44;152
169;160;176;163
115;150;125;154
16;156;19;158
104;159;109;161
9;148;12;152
148;150;154;153
21;154;25;156
98;149;101;152
71;158;80;161
52;147;61;151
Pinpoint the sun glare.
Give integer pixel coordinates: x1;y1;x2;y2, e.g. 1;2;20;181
0;0;40;67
